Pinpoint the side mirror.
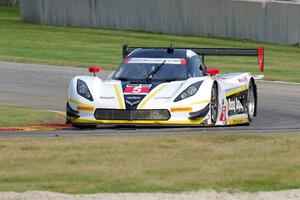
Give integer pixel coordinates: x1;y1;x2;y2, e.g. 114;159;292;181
89;66;100;76
206;68;220;76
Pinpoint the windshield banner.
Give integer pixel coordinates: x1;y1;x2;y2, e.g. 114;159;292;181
126;58;186;65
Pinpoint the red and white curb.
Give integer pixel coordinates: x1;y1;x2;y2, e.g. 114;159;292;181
0;124;72;132
0;110;70;132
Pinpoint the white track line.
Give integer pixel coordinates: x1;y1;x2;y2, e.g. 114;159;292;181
257;80;300;85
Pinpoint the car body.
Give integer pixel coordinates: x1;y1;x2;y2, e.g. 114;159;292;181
66;45;264;128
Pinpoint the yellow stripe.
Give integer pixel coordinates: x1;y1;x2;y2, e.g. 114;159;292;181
137;85;166;109
190;99;210;106
72;118;205;125
68;98;89;106
226;86;248;97
114;84;125;109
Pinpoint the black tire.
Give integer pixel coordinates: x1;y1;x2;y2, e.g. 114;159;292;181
210;83;219;125
72;124;97;129
246;81;256;124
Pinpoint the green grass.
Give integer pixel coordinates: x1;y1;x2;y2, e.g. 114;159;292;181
0;134;299;193
0;5;300;82
0;104;64;127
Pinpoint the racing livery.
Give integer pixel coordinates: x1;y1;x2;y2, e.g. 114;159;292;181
66;45;264;128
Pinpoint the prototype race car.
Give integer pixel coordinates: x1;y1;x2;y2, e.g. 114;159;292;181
66;45;264;129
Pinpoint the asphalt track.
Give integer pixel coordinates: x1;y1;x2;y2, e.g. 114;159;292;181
0;61;299;137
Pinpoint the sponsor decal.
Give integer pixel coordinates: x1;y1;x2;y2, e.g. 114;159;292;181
124;84;151;95
99;96;115;99
126;96;142;100
154;96;171;99
220;106;227;121
126;58;186;65
238;76;248;83
124;95;144;108
125;99;141;106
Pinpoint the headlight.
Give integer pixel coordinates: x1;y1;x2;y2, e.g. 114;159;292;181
174;81;203;102
77;79;94;101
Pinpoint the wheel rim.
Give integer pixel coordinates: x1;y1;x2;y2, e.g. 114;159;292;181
211;84;218;124
247;84;255;119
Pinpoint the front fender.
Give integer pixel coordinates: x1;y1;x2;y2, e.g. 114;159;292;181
68;76;103;106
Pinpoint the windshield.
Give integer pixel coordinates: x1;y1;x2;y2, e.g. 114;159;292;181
112;58;187;81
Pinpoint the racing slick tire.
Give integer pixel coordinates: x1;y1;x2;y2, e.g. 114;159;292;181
210;82;219;125
246;80;256;124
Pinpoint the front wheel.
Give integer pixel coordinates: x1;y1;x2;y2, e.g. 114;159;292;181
210;83;219;125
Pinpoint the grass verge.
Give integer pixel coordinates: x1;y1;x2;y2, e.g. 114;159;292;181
0;5;300;82
0;104;65;127
0;134;299;193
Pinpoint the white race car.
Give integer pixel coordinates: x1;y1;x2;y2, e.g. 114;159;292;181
66;45;264;129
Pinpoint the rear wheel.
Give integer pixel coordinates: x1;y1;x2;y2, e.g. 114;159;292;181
72;124;97;129
210;83;219;125
246;81;256;124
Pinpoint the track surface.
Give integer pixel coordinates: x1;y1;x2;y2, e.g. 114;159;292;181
0;61;299;137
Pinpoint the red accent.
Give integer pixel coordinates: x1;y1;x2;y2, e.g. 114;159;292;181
206;68;220;76
89;66;100;73
180;58;187;65
36;124;72;128
124;57;131;64
124;85;151;94
220;106;226;121
258;46;264;72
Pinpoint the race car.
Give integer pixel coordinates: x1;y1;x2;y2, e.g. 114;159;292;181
66;45;264;129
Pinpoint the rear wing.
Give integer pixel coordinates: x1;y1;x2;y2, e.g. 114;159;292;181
122;44;264;72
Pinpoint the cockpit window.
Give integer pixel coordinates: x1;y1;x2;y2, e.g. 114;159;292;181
112;58;188;81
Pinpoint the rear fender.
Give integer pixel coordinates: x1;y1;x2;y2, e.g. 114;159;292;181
250;78;257;116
